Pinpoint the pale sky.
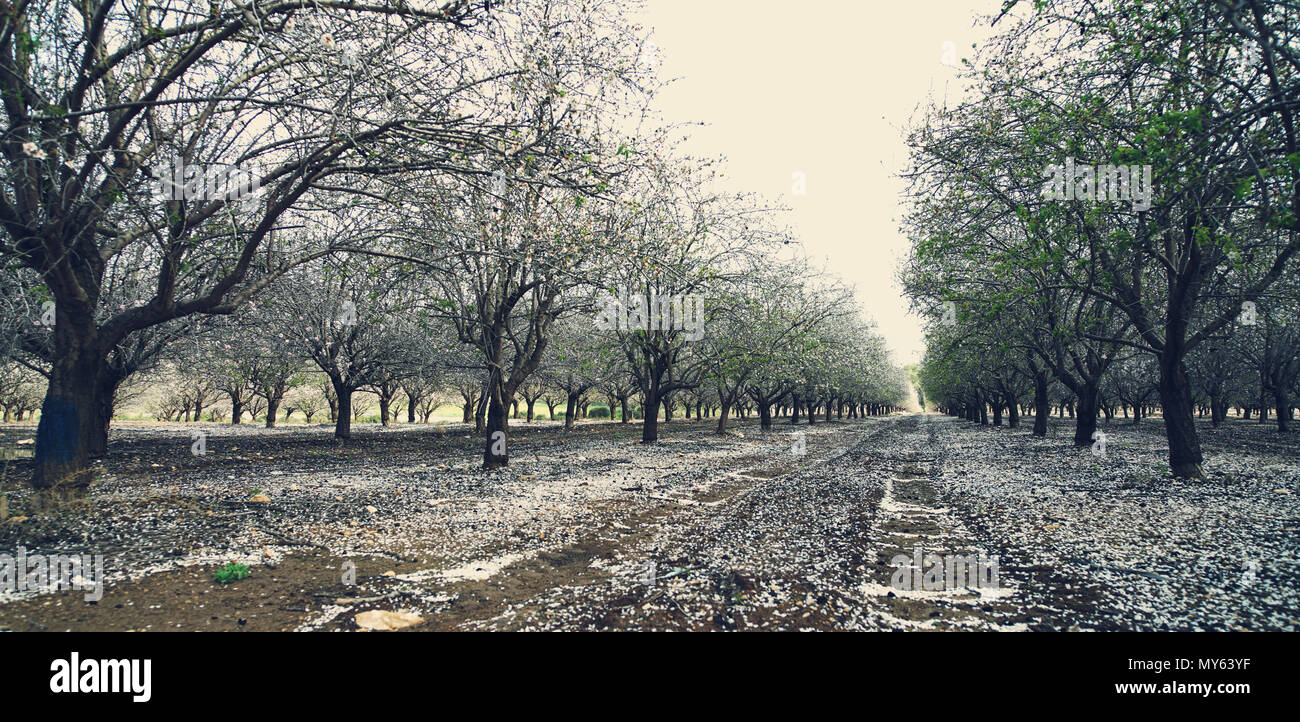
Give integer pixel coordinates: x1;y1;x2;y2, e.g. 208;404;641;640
641;0;1004;366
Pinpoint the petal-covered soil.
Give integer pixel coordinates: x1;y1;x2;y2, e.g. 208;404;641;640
0;413;1295;631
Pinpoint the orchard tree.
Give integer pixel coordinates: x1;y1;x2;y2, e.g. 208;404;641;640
405;0;654;467
277;258;424;439
2;0;513;499
904;0;1300;476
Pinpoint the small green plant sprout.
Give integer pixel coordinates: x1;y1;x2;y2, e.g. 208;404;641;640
213;563;250;584
248;488;261;498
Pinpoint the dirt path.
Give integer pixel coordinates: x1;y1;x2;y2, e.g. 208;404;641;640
3;413;1295;631
354;414;1040;631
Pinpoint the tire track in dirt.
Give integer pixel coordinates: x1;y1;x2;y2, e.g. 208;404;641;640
853;415;1025;630
344;419;893;631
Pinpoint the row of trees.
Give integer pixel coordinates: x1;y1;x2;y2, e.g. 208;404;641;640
918;329;1300;430
130;247;908;436
0;363;44;422
136;355;897;429
901;0;1300;478
1;0;906;500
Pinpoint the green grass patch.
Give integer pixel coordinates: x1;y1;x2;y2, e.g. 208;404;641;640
213;563;250;584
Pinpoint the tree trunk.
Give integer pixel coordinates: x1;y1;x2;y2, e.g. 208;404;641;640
564;393;578;430
1275;388;1291;433
1072;382;1099;447
334;383;353;440
1158;356;1203;478
265;396;280;429
31;351;109;500
474;392;487;433
483;382;510;469
87;372;122;457
641;386;662;443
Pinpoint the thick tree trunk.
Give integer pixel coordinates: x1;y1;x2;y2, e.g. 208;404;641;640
715;399;731;435
334;383;353;440
32;352;109;501
1158;356;1203;478
759;401;772;430
483;381;510;469
265;396;280;429
564;393;578;430
620;397;629;424
1210;394;1225;427
1275;388;1291;433
87;372;121;457
407;392;418;423
641;387;662;443
1072;382;1099;447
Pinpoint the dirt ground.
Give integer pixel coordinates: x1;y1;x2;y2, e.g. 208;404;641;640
1;412;1296;631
